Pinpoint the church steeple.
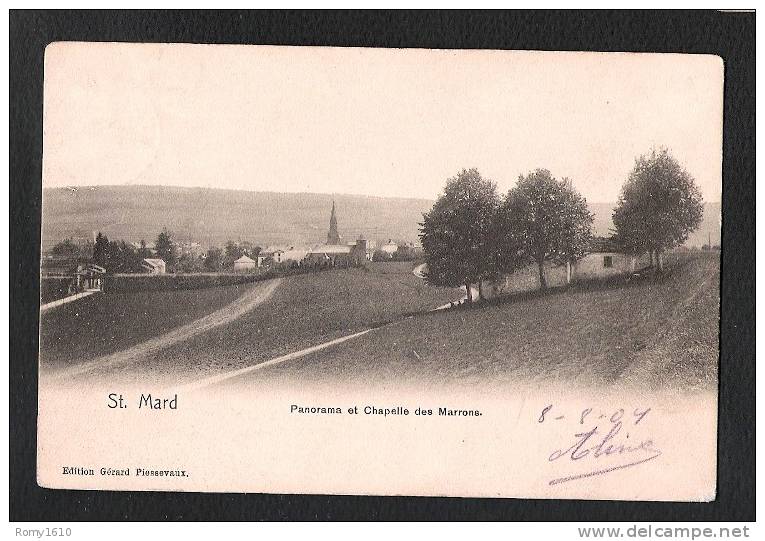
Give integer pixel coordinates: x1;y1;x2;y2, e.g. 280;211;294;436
327;200;341;244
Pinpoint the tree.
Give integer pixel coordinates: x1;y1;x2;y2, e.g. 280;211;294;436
105;240;122;271
204;247;223;271
92;232;109;268
224;241;244;267
104;240;143;273
155;228;177;268
372;249;391;262
502;169;593;289
613;148;703;271
123;241;144;272
51;238;78;257
137;239;151;259
392;244;416;262
177;252;204;273
419;168;500;302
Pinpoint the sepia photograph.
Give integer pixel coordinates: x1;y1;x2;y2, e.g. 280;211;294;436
32;42;726;501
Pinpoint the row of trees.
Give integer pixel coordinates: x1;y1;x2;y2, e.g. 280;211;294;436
50;235;151;273
420;168;592;301
53;229;266;274
90;230;176;273
87;234;152;273
59;228;424;273
82;231;172;272
420;148;704;302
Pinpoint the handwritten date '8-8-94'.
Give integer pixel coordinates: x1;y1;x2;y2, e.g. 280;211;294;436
540;405;660;486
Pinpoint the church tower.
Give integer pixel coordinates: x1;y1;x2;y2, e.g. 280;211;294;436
326;200;342;244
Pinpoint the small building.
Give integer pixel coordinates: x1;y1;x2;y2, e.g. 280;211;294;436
380;239;398;255
481;236;641;300
142;258;166;274
233;255;258;272
305;238;368;267
573;236;637;280
76;264;106;290
281;247;310;264
131;241;157;255
305;244;352;265
257;245;289;266
270;249;286;264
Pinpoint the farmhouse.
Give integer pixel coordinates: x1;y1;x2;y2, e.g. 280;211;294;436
258;246;309;266
255;247;282;267
255;245;312;267
233;255;257;272
281;247;310;263
483;236;642;299
141;258;166;274
573;236;637;280
380;239;398;255
305;239;369;266
257;253;269;267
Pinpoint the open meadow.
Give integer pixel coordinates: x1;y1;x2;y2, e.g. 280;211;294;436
230;252;720;392
39;282;254;371
42;262;463;384
40;252;719;392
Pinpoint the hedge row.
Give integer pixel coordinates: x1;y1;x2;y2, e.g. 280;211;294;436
42;264;341;296
101;265;337;293
102;271;280;292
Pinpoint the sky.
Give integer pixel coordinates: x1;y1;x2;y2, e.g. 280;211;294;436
43;43;723;203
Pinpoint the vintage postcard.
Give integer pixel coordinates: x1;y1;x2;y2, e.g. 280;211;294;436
37;43;722;500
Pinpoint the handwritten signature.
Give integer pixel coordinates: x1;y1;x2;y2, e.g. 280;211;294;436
541;406;661;486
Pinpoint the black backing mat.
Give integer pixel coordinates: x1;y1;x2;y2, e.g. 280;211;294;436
9;10;755;521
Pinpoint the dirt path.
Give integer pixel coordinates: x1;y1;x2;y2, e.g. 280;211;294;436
45;278;282;382
173;328;373;392
40;290;100;312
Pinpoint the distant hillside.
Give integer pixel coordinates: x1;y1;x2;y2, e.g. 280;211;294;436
41;186;434;250
41;185;721;250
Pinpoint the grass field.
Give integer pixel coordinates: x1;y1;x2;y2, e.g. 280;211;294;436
44;262;462;383
242;252;720;392
39;282;255;369
42;253;718;392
